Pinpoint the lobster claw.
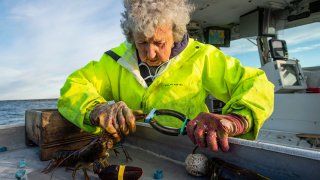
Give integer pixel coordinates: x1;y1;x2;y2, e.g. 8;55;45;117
94;164;143;180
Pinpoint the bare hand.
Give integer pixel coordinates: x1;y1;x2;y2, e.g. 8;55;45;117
90;101;136;142
186;112;234;152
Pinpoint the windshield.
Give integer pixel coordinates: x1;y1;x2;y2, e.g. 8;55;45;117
221;22;320;68
278;22;320;68
220;38;261;68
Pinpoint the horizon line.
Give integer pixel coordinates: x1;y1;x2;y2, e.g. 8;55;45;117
0;97;58;102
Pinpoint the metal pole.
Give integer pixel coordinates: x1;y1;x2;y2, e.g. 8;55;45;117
257;36;271;66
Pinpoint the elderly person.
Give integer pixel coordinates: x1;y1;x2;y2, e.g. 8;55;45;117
58;0;274;152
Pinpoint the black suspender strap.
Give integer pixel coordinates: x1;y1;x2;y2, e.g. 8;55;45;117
105;50;121;61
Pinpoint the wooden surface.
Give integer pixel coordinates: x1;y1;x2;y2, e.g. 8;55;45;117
25;109;97;160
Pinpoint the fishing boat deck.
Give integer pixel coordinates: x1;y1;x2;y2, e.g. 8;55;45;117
258;129;320;151
1;123;320;179
0;144;205;180
0;124;205;180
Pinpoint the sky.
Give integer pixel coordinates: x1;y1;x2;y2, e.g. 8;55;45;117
221;22;320;68
0;0;125;100
0;0;319;100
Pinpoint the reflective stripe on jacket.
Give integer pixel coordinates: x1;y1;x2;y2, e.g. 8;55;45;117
58;38;274;140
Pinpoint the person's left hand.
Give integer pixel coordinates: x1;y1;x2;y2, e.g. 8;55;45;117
186;112;238;152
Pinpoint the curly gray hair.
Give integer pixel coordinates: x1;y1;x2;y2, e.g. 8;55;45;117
121;0;195;43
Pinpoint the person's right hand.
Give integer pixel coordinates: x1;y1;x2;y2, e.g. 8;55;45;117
90;101;136;142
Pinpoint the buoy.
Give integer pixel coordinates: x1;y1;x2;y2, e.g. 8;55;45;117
185;153;209;176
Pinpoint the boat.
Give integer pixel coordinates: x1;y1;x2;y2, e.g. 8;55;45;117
0;0;319;179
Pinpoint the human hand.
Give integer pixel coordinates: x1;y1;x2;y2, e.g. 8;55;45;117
186;113;247;152
90;101;136;142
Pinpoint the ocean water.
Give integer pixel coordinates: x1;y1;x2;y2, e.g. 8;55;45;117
0;99;57;126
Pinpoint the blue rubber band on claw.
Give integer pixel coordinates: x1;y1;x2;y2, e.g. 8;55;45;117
180;118;189;135
145;108;157;123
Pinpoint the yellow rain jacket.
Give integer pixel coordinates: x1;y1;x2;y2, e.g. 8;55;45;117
58;38;274;140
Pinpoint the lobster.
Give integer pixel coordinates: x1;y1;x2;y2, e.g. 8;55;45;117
42;131;115;179
42;132;143;180
42;111;147;180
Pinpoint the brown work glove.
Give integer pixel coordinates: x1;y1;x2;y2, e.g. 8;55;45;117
186;113;248;152
90;101;136;143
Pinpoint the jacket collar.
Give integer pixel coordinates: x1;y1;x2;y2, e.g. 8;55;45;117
115;37;201;88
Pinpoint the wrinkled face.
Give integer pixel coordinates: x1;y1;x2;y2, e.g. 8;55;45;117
133;25;174;66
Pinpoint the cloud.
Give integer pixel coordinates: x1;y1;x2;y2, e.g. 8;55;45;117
0;0;125;100
278;23;320;46
0;75;64;100
289;43;320;53
221;39;258;56
221;22;320;56
221;23;320;68
0;67;23;87
1;0;320;100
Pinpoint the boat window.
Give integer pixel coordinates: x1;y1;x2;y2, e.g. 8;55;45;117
277;22;320;68
220;22;320;68
220;38;261;68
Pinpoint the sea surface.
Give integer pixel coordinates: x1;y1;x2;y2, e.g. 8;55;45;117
0;99;57;126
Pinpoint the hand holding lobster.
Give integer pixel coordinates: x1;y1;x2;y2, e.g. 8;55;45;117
90;101;139;143
186;113;248;152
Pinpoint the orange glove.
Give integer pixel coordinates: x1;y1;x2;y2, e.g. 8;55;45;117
90;101;136;142
186;113;248;152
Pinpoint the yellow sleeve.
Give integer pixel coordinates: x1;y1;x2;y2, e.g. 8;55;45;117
202;47;274;140
57;57;112;134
